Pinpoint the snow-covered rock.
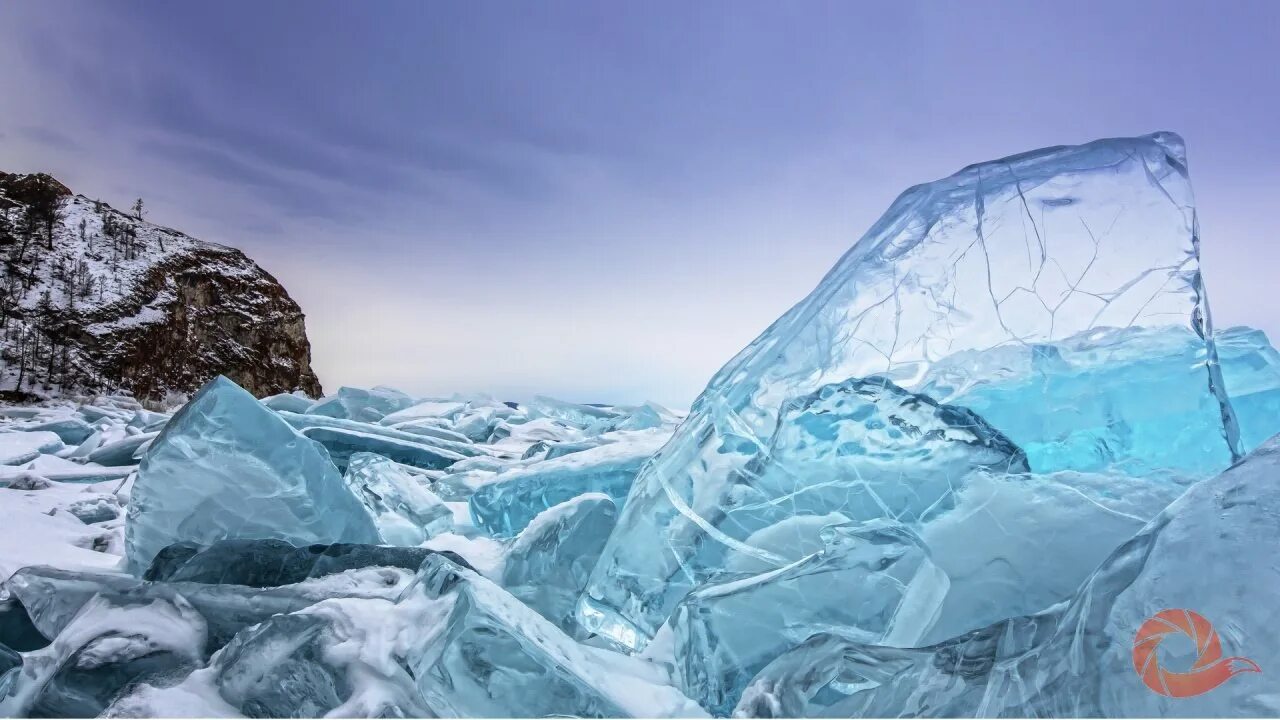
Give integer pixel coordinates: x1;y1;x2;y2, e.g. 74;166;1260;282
0;171;322;401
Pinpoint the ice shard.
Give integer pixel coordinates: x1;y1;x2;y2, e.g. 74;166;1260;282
671;520;946;715
734;434;1280;718
142;539;473;586
87;431;159;466
121;553;695;719
523;395;620;428
468;429;669;537
403;554;629;717
0;593;207;718
581;132;1242;650
343;452;453;545
299;426;467;472
1215;326;1280;452
22;417;94;445
277;411;480;464
0;431;63;466
0;642;21;698
500;493;618;636
305;385;417;423
260;390;315;414
123;376;379;575
4;564;410;652
209;608;429;718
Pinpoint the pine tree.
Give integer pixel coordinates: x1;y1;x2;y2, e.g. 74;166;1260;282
132;198;144;221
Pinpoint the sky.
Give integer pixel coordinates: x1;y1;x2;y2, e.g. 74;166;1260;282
0;1;1277;406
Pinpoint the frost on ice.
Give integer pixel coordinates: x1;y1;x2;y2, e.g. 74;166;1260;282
2;132;1280;719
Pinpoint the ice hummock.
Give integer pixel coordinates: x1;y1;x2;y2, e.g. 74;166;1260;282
581;132;1245;651
123;376;379;574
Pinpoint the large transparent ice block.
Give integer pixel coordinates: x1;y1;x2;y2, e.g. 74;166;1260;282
581;133;1241;650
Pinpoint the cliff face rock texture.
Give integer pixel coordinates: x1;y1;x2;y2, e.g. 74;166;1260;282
0;170;322;401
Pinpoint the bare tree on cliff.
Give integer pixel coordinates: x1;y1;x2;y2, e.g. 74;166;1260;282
25;176;65;251
13;209;36;265
14;324;28;390
36;289;57;389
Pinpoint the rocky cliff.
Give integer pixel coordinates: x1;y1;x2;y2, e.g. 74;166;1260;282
0;170;322;401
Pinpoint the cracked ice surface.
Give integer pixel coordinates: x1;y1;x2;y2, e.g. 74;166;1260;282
734;435;1280;718
581;132;1245;650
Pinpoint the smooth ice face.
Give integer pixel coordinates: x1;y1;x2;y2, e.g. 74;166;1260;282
300;426;468;472
918;325;1280;476
735;435;1280;718
582;132;1241;650
468;429;669;537
918;468;1185;642
501;494;618;636
278;411;479;460
671;520;947;715
123;376;379;575
344;452;453;545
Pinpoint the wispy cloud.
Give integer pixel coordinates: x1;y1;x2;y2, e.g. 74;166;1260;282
1;0;1278;405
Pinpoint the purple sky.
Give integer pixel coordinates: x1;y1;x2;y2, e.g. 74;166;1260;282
1;1;1277;405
